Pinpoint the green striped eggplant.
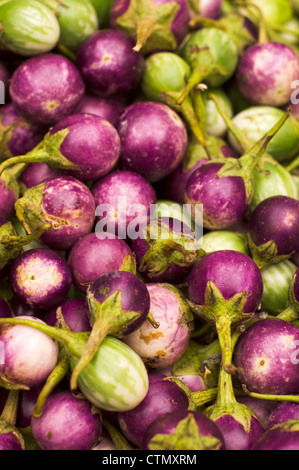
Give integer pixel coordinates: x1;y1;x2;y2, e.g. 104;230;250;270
199;230;249;256
0;0;60;56
261;259;298;315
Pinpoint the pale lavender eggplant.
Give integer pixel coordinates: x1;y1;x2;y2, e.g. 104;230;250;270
92;170;156;236
253;423;299;450
68;233;136;294
268;400;299;429
77;29;144;97
117;374;190;448
0;103;46;160
48;113;121;181
117;101;188;182
124;283;194;369
236;42;299;107
16;175;96;251
212;414;264;451
31;390;102;450
19;163;59;191
44;299;91;333
188;250;263;314
248;196;299;263
185;161;248;229
75;92;126;126
110;0;190;54
0;315;59;388
9;248;72;310
196;0;222;18
131;217;198;284
234;318;299;395
141;409;226;450
9;53;85;126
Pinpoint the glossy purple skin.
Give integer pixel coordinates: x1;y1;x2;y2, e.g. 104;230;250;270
75;92;126;126
188;250;263;314
68;233;136;294
185;161;248;229
236;396;277;430
88;270;150;335
0;315;59;388
92;170;156;235
248;196;299;256
131;217;197;283
16;385;44;429
117;374;190;448
213;414;264;451
49;113;121;181
118;101;188;182
0;296;12;318
31;391;102;450
43;299;91;332
0;178;18;220
253;426;299;450
38;176;96;251
77;29;144;97
9;54;85;126
141;409;226;450
0;433;24;450
197;0;222;18
236;42;299;106
110;0;190;51
268;400;299;429
234;318;299;395
9;248;72;310
0;103;46;158
20;163;59;190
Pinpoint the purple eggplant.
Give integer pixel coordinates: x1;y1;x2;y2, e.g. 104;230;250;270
268;400;299;429
0;164;27;221
9;248;72;310
43;299;92;333
248;196;299;269
185;111;290;229
236;396;277;430
77;29;144;97
110;0;190;55
234;318;299;395
117;101;188;182
14;175;96;251
187;250;265;450
252;421;299;450
69;270;151;390
16;385;44;430
31;390;102;450
68;233;136;294
124;283;194;370
75;92;126;126
19;163;59;192
0;103;46;161
0;315;59;388
141;409;225;450
0;390;25;450
9;53;85;126
131;217;198;284
117;373;190;448
0;113;121;182
92;170;156;237
236;41;299;107
190;0;222;18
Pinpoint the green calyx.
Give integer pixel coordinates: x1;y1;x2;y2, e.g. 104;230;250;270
247;235;293;270
114;0;180;54
69;289;141;391
0;221;23;271
204;397;255;435
137;219;198;279
147;413;224;450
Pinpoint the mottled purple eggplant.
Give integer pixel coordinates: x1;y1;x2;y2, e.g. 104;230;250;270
9;248;72;310
14;175;96;251
253;421;299;450
68;233;136;294
31;390;102;450
110;0;190;55
117;101;188;182
117;373;190;448
77;29;144;97
9;53;85;126
92;169;156;237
